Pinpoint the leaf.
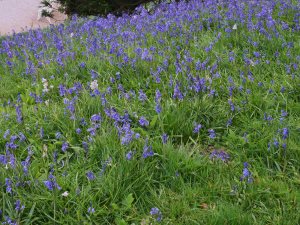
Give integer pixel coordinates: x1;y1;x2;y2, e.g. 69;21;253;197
122;193;134;210
115;218;127;225
112;203;119;210
150;115;158;128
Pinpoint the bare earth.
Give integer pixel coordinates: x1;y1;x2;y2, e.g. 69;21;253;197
0;0;67;35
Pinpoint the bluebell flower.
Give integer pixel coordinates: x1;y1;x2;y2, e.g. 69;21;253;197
99;157;112;176
86;171;95;181
240;162;253;183
0;154;7;165
40;127;44;139
87;127;97;136
88;206;95;214
173;83;183;100
193;123;202;133
5;178;12;193
58;84;67;97
76;128;81;134
155;89;162;102
62;142;69;152
228;99;235;111
15;105;23;123
155;103;162;114
150;207;162;222
6;135;18;150
2;216;17;225
139;116;149;127
21;155;31;175
80;118;87;126
281;110;288;117
15;200;25;212
43;173;61;191
264;113;273;122
3;129;10;139
282;128;289;140
18;132;26;142
138;90;147;102
226;118;233;127
79;62;86;68
142;145;154;158
273;138;279;148
209;150;230;162
282;143;287;149
91;114;101;122
126;151;134;160
55;132;62;139
82;141;88;152
161;133;168;144
208;129;216;139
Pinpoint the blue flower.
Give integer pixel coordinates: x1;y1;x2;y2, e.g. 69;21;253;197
208;129;216;139
62;142;69;152
209;150;230;162
86;171;95;181
282;128;289;140
155;103;162;114
240;162;253;183
15;200;25;212
43;173;61;191
3;129;10;139
139;116;149;127
138;90;147;102
15;105;23;123
142;142;154;159
88;206;95;214
150;207;162;222
91;114;101;122
173;83;183;100
5;178;12;193
126;151;134;160
155;89;162;102
193;123;202;133
55;132;62;139
161;133;168;144
76;128;82;134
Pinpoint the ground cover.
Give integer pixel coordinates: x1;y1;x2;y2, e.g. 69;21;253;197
0;0;300;224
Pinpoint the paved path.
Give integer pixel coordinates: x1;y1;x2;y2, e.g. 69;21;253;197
0;0;67;35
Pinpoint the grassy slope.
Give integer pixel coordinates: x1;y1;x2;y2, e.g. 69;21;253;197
0;0;300;224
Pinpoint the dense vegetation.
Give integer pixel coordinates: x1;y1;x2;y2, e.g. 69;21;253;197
42;0;160;16
0;0;300;224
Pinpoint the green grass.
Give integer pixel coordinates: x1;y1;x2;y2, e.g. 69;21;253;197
0;0;300;224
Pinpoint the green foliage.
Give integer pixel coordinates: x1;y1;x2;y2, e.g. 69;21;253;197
1;0;300;224
43;0;160;17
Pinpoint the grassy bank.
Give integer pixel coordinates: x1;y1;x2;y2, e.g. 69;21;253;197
0;0;300;224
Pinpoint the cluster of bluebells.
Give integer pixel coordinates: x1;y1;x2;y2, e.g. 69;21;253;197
43;167;62;191
209;149;230;163
0;0;298;222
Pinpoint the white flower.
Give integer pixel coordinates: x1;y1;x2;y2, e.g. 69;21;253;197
90;80;98;91
232;24;237;30
45;100;49;106
42;78;49;93
62;191;69;197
